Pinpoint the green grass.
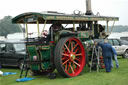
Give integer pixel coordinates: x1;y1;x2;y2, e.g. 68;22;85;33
0;57;128;85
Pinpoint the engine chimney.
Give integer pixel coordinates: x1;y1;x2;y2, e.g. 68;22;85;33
85;0;93;15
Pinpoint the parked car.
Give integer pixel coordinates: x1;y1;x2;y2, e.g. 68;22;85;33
94;38;128;58
0;39;26;69
108;38;128;58
120;37;128;41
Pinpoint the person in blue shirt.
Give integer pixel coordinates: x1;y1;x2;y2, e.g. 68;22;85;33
95;39;114;72
111;47;119;68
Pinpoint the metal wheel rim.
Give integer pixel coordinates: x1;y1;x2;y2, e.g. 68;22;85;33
61;37;85;77
124;50;128;58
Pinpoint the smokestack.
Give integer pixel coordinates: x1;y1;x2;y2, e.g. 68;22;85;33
85;0;93;15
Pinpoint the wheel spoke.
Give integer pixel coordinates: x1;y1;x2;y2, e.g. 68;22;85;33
68;40;71;48
65;63;67;71
70;65;75;74
62;53;69;57
64;44;71;53
73;43;78;50
62;57;66;60
75;58;80;61
73;61;80;67
75;53;82;56
71;42;74;52
67;62;71;72
62;59;69;65
74;48;79;54
72;61;76;70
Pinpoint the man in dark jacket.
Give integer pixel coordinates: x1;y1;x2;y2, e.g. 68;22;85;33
95;39;114;72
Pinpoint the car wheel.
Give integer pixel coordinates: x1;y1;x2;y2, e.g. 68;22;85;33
123;50;128;58
19;60;24;70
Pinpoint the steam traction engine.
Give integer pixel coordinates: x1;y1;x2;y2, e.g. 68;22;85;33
12;0;119;78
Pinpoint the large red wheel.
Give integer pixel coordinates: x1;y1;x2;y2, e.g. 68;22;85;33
54;37;86;77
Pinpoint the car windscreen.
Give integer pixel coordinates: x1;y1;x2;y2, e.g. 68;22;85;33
120;40;128;45
94;39;104;43
13;44;26;52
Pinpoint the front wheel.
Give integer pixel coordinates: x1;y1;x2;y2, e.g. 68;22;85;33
19;60;27;70
123;50;128;58
54;37;86;77
19;60;24;70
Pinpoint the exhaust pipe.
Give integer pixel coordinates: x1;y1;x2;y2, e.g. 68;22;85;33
85;0;93;15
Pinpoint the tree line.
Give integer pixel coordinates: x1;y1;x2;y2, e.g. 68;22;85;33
0;16;128;38
110;25;128;33
0;16;22;38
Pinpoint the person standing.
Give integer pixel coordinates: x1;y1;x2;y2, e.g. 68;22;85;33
111;47;119;68
95;39;114;72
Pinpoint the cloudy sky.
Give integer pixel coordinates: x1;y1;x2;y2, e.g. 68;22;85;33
0;0;127;25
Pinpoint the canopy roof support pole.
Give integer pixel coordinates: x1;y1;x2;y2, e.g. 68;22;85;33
37;20;40;37
106;21;109;33
92;22;94;37
110;20;115;34
73;21;75;31
42;20;47;32
22;24;26;38
25;23;28;38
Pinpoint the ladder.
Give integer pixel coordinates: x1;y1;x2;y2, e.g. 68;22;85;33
89;45;100;72
19;57;30;78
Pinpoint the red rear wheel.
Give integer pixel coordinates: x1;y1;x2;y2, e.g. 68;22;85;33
54;37;86;77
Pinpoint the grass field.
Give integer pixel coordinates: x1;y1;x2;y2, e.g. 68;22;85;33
0;57;128;85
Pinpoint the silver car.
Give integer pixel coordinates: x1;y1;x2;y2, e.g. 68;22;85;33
108;39;128;58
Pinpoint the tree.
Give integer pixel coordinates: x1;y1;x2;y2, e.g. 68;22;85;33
0;16;22;38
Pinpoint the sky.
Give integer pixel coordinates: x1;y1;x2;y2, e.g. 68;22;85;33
0;0;128;25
